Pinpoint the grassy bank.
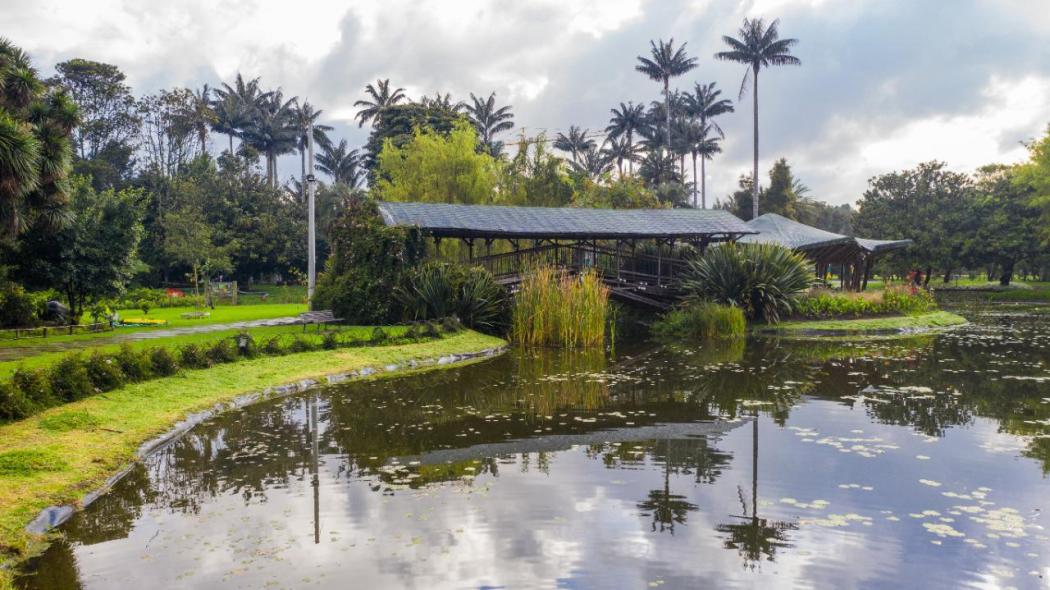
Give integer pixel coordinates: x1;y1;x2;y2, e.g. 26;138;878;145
766;310;967;334
0;330;504;580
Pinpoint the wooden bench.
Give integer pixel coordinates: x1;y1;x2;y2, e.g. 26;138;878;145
180;311;211;320
299;310;343;332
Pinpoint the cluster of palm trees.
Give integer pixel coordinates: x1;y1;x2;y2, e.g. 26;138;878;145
353;79;515;157
551;18;799;213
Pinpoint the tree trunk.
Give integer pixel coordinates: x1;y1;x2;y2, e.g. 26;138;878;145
752;68;760;220
627;131;634;175
924;266;932;287
228;134;234;155
664;77;671;154
1000;261;1014;286
943;269;952;284
691;153;698;208
701;156;707;209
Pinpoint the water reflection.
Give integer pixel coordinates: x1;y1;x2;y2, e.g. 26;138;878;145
16;305;1050;589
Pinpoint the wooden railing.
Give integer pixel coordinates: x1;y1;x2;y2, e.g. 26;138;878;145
471;243;688;288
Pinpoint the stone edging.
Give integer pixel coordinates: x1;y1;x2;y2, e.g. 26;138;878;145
24;344;508;536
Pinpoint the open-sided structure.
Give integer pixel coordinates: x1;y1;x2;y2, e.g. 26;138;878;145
738;213;911;290
378;201;755;308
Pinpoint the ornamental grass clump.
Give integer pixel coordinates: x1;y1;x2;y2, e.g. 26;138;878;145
511;266;610;348
681;243;813;324
652;302;746;341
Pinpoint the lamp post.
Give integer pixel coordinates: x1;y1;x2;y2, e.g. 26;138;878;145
306;121;317;307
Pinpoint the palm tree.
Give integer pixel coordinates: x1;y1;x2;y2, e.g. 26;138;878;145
242;89;298;187
209;94;242;155
570;146;613;180
635;39;697;153
419;92;461;112
463;92;514;156
353;79;406;127
685;82;734;208
0;37;76;237
553;126;595;163
212;74;270;156
291;100;332;193
601;136;640;178
605;102;646;175
684;122;723;209
715;18;800;219
315;139;363;187
185;84;216;155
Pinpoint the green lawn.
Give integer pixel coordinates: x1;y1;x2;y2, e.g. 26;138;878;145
767;311;968;334
0;324;404;378
0;303;306;351
0;329;506;581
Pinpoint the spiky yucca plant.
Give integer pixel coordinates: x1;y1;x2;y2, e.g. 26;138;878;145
681;243;812;324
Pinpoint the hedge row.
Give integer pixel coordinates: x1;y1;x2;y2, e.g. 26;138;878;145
0;318;461;422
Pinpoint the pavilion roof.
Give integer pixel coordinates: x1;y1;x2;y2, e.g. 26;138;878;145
739;213;912;263
377;201;756;241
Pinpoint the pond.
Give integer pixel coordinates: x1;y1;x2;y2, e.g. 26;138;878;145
16;304;1050;589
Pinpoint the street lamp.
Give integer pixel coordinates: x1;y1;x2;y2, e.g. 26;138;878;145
307;122;317;307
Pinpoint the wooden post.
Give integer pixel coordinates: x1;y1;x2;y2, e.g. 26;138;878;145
232;280;238;305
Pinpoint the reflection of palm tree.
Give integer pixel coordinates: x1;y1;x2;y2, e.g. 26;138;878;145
637;440;698;534
715;419;796;566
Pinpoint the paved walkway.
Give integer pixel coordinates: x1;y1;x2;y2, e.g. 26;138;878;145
0;316;302;361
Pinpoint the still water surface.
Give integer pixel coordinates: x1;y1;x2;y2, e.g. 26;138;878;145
16;304;1050;589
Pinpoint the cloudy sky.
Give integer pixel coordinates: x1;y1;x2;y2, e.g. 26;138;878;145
8;0;1050;205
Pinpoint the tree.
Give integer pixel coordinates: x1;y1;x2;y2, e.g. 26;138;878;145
363;102;464;178
605;102;646;175
463;92;514;157
971;164;1041;285
601;135;640;178
353;79;406;127
373;121;498;204
716;18;800;220
569;146;613;181
761;158;800;218
161;202;232;301
138;88;199;178
316;139;363;187
185;84;216;154
291;100;332;191
20;176;144;322
241;89;298;187
853;161;978;284
498;133;575;207
553;126;595;163
0;38;77;239
1014;124;1050;247
211;74;267;155
49;58;140;163
685;82;734;208
573;176;661;209
635;39;697;153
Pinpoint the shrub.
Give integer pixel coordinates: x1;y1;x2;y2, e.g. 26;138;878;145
288;337;315;353
681;243;813;324
0;284;40;328
12;369;54;408
793;285;938;319
441;316;463;333
0;382;33;421
423;321;441;338
233;332;258;357
85;353;125;392
149;347;179;376
139;300;152;315
179;344;211;369
322;331;339;350
404;323;422;341
882;285;936;314
396;263;507;334
652;302;747;341
206;339;238;364
262;336;285;355
456;267;506;333
511;266;610;348
115;345;153;381
370;326;389;344
49;355;94;401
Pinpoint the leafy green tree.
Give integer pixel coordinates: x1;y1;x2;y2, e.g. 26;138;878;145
970;165;1040;285
498;133;575;207
363;102;464;177
605;102;646;175
353;78;407;127
49;58;140;163
463;92;514;157
716;18;800;219
572;176;661;209
636;39;697;152
19;176;144;322
796;199;854;234
138;88;200;178
761;158;800;218
853;161;978;283
1013;124;1050;247
373;121;498;204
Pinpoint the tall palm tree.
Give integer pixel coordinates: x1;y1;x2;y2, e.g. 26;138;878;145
553;125;595;163
209;94;243;155
685;82;734;208
605;101;646;175
635;39;697;153
212;74;270;156
242;89;298;187
315;139;363;187
685;122;723;209
185;84;216;155
419;92;461;111
715;18;800;219
353;79;406;127
463;92;514;156
291;100;332;192
571;146;613;180
601;136;640;178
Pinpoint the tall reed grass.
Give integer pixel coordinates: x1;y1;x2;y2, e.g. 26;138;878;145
652;301;746;341
511;266;610;348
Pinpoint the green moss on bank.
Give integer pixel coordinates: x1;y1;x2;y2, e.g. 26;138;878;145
763;311;968;335
0;330;505;580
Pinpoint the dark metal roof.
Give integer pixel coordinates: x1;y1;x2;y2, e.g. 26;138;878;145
739;213;912;262
377;201;756;240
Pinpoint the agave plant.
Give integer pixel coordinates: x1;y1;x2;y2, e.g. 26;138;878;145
396;262;507;334
680;243;812;323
